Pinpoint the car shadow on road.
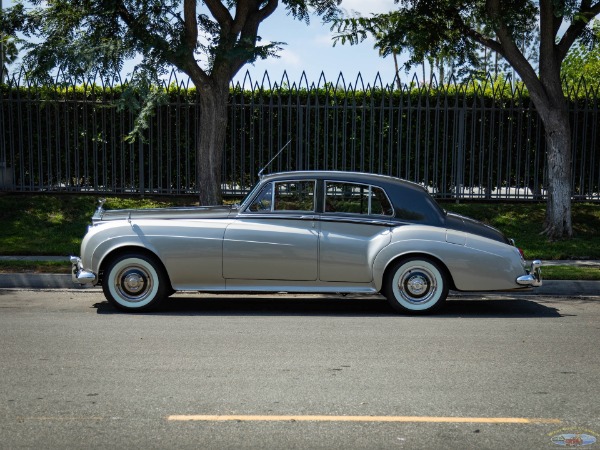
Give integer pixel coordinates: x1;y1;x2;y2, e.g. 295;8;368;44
93;294;562;318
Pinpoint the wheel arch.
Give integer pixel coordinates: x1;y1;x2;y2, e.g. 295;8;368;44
97;245;172;289
380;252;457;292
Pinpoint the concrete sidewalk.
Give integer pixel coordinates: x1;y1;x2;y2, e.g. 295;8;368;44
0;256;598;295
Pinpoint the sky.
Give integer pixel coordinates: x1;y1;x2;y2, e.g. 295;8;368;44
2;0;409;88
229;0;404;88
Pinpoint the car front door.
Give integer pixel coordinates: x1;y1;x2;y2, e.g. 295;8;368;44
223;180;319;281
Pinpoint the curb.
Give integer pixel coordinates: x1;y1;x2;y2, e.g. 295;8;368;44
0;273;97;290
1;257;599;295
0;274;598;296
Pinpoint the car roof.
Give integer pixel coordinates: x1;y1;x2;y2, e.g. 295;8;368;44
246;170;446;225
261;170;427;193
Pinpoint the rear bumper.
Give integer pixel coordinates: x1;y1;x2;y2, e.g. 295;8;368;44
516;260;542;287
70;256;97;285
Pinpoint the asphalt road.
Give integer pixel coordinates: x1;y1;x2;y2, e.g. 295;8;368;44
0;290;599;449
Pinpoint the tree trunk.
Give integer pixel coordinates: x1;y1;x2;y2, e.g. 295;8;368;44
196;82;229;205
540;107;573;239
392;51;401;91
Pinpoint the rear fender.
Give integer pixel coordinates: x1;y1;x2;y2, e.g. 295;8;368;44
373;225;525;292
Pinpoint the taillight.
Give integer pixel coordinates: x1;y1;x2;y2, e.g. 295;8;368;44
518;248;525;259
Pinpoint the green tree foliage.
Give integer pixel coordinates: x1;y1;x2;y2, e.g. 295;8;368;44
332;1;600;239
562;21;600;88
0;35;19;81
0;0;341;205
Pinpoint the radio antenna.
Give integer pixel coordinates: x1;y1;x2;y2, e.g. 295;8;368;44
258;139;292;179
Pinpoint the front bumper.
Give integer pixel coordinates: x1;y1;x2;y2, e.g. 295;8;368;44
516;260;542;287
70;256;97;285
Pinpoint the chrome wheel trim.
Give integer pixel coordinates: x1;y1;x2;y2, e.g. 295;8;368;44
108;258;160;308
391;261;443;311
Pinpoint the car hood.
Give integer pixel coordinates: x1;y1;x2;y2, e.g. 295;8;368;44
92;205;234;224
445;212;510;244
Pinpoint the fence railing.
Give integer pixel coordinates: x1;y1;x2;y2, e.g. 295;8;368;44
1;69;599;201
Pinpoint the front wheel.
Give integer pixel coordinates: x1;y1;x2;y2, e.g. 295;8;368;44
102;253;169;312
383;258;449;314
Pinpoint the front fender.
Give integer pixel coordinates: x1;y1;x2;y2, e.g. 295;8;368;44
81;222;161;278
80;218;230;290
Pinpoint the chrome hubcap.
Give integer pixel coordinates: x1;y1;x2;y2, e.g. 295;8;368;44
406;274;429;296
115;266;153;302
124;272;144;292
397;267;437;305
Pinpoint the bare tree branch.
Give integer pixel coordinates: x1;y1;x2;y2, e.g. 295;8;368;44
486;0;548;103
183;0;198;50
204;0;234;29
114;1;174;59
232;0;253;35
557;2;600;61
256;0;279;23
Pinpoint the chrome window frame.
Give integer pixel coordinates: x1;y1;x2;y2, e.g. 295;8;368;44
323;180;394;217
244;179;317;214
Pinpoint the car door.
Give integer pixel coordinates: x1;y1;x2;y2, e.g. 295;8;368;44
223;179;319;281
319;181;393;283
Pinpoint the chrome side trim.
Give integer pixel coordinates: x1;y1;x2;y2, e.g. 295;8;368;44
70;256;97;285
516;260;542;287
237;213;398;227
319;216;398;227
235;213;317;221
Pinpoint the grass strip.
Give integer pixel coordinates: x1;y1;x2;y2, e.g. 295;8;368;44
541;265;600;281
0;260;71;274
1;195;599;260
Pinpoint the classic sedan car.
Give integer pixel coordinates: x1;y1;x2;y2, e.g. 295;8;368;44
71;171;541;313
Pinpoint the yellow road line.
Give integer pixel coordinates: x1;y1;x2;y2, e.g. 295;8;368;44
166;415;560;424
16;416;105;421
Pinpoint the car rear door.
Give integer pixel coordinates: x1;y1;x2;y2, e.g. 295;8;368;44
319;181;393;283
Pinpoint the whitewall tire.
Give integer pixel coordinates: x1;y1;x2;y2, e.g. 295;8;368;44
384;257;449;314
102;253;169;312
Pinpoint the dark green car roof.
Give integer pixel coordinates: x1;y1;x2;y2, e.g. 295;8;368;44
259;171;446;225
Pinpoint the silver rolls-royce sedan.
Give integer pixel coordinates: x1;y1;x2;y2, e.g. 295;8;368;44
71;171;541;313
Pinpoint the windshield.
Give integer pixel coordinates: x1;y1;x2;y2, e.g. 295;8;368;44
238;180;264;210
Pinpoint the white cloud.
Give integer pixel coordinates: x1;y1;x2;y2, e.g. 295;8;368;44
339;0;397;16
313;33;335;47
278;48;302;67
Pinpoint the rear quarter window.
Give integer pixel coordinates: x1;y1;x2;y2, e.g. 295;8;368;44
389;185;444;224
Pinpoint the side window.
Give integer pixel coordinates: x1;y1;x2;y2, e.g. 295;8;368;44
246;180;315;213
325;182;393;216
274;181;315;212
325;182;369;214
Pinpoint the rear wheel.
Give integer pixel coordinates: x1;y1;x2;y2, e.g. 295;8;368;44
383;257;448;314
102;253;169;312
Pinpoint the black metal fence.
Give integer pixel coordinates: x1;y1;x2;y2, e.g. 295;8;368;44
1;69;599;201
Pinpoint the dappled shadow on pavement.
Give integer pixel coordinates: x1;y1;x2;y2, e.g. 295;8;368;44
93;294;562;318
